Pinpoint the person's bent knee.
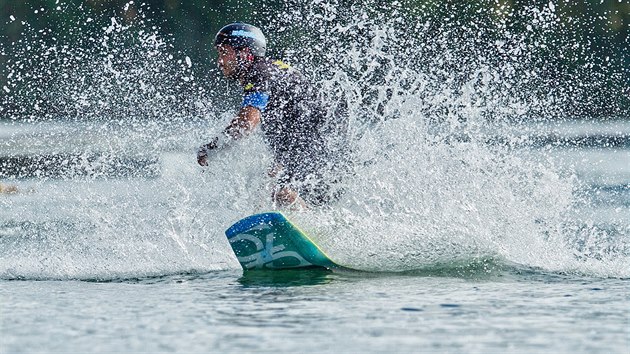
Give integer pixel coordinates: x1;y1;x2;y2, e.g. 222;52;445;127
272;186;308;210
273;187;297;205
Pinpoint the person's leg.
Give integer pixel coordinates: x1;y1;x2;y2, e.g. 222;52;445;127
268;163;307;209
272;185;308;210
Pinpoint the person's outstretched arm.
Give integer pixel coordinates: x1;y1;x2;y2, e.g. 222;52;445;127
197;106;261;166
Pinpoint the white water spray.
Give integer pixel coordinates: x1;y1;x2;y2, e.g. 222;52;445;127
1;1;628;279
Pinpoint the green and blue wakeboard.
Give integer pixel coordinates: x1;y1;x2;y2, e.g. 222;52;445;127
225;212;344;271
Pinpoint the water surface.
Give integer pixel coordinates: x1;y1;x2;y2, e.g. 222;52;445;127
2;270;628;353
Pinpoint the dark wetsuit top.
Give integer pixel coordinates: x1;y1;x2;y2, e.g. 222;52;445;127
240;59;347;205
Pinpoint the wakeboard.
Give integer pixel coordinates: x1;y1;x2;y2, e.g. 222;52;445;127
225;212;344;271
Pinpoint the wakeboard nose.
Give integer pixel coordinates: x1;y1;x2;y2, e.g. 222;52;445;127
225;212;342;271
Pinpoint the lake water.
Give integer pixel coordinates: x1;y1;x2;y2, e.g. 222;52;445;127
1;271;628;353
1;119;628;353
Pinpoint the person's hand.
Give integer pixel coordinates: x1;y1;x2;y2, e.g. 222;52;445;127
197;146;209;166
197;138;218;166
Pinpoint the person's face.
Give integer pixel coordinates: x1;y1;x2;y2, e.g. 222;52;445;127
217;45;239;78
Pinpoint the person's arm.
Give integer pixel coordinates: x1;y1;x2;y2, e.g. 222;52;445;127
225;105;261;139
197;106;261;166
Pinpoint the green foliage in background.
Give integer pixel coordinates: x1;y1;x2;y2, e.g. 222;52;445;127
0;0;627;118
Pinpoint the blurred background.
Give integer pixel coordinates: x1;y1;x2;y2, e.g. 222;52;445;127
0;0;628;121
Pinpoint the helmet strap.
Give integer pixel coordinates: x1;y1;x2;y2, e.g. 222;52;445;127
234;48;255;78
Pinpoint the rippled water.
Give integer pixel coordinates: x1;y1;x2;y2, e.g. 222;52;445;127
2;270;628;353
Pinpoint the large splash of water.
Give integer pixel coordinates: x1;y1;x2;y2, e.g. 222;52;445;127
1;1;628;279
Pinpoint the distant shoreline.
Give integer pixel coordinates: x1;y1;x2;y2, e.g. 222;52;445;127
0;183;18;194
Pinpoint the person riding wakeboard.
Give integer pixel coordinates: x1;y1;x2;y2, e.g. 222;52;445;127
197;23;348;208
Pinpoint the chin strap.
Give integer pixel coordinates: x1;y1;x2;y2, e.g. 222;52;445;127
234;48;256;78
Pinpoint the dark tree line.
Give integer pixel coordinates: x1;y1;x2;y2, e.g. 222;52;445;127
0;0;627;119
